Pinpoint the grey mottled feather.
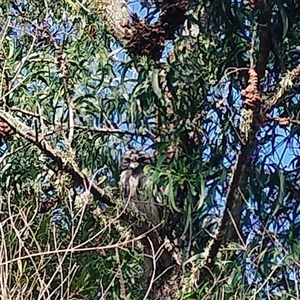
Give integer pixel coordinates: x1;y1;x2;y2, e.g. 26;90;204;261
119;149;160;225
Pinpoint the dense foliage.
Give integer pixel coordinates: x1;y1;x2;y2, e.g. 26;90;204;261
0;0;300;299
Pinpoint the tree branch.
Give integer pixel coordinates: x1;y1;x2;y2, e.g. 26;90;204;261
0;110;115;207
7;109;152;138
74;124;154;138
202;141;252;270
201;0;274;274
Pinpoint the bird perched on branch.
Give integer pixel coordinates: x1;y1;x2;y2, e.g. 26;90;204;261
119;148;172;281
119;148;160;226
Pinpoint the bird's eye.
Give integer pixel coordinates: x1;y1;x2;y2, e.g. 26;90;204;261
124;157;130;162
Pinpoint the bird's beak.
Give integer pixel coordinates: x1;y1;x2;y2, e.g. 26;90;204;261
130;161;139;169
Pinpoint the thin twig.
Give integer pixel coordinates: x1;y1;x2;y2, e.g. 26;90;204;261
74;124;153;137
250;255;286;299
143;237;156;300
226;209;246;249
10;107;49;120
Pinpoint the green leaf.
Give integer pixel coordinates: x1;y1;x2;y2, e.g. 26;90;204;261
151;66;162;98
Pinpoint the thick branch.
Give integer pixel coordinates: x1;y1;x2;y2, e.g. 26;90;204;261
0;110;115;207
95;0;189;60
255;1;273;81
202;1;274;273
203;141;252;269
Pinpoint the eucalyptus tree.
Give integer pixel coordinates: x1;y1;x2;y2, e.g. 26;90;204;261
0;0;300;299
